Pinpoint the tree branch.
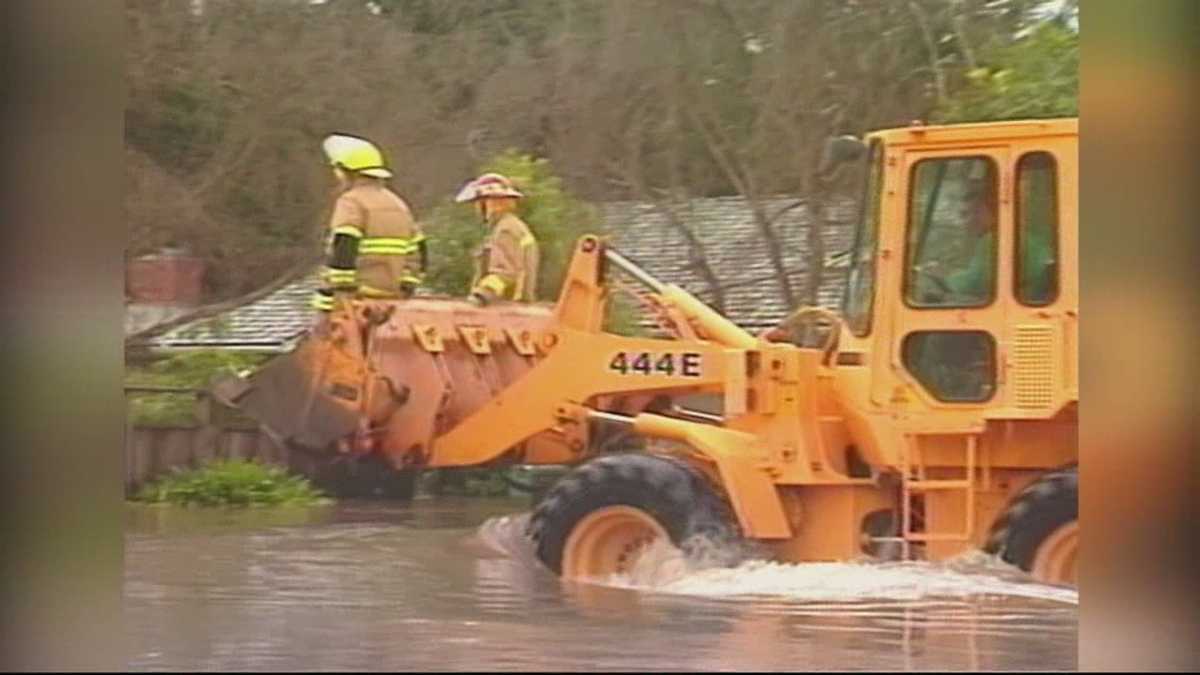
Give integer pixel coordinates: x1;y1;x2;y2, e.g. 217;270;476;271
909;1;947;105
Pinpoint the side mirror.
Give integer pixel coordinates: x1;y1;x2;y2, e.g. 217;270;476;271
819;135;867;174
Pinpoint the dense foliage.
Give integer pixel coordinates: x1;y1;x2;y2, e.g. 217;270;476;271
126;350;272;426
127;0;1076;309
934;21;1078;123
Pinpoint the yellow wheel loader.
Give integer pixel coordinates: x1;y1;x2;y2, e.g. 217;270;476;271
214;118;1078;586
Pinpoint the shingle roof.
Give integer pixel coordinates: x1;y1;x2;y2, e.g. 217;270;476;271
143;195;856;351
601;196;855;331
146;270;325;351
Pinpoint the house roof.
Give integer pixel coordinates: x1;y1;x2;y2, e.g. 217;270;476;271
141;195;856;351
142;270;325;351
600;196;855;331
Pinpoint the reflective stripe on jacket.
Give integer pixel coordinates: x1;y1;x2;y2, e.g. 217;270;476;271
471;212;539;302
324;182;423;296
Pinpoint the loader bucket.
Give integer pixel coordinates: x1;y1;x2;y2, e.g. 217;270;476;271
353;297;559;467
210;328;377;452
210;296;562;466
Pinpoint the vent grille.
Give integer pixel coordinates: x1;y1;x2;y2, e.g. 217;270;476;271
1013;325;1056;409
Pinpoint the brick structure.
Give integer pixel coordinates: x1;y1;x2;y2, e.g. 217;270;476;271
125;249;206;335
127;249;205;304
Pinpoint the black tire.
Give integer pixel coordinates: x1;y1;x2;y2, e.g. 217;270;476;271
983;465;1077;572
526;453;744;575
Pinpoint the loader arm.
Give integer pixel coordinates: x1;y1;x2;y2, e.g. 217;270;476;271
428;234;757;467
427;327;747;466
425;235;793;538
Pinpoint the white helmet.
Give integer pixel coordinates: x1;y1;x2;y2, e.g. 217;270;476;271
454;172;524;202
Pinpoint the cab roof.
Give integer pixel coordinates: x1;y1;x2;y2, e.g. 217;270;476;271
867;117;1077;147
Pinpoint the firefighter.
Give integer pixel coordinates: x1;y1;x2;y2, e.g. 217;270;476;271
311;133;427;313
454;172;540;306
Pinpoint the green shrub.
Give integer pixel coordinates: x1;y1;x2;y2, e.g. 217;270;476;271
132;459;331;507
125;392;198;427
126;349;273;388
126;349;274;426
418;467;522;498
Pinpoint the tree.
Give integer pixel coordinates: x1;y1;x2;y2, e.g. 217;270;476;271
933;19;1078;123
125;0;1063;315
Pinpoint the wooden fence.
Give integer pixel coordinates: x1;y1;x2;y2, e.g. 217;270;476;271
125;425;294;493
124;385;297;495
123;385;425;499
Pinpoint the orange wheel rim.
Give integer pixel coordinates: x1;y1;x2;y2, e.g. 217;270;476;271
1031;521;1078;586
562;506;668;580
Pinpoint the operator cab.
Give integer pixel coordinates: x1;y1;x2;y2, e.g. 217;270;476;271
826;119;1077;420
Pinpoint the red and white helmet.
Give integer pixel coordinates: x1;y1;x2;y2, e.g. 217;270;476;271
454;172;524;203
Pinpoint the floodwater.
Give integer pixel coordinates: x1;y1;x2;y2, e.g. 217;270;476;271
125;498;1078;671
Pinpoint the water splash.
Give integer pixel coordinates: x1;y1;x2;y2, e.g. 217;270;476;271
474;512;542;567
475;513;1078;606
606;539;1078;605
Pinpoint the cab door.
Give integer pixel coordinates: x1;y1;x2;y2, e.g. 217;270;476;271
875;146;1011;420
1001;139;1077;416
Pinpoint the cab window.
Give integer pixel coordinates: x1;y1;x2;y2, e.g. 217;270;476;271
1015;152;1060;306
842;140;883;335
902;330;997;402
905;157;998;308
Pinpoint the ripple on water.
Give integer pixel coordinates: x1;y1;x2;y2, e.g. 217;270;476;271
126;502;1077;671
